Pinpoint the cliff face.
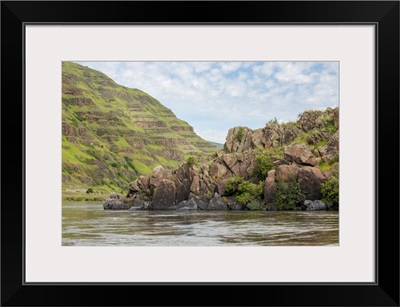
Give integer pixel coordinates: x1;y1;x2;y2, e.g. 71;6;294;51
107;107;339;211
62;62;217;196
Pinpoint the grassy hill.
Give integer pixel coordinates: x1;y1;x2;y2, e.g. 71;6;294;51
62;62;218;199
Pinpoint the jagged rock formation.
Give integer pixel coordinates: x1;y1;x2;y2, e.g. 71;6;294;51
104;107;339;211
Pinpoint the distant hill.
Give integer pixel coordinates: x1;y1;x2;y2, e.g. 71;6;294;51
62;62;218;197
208;141;224;149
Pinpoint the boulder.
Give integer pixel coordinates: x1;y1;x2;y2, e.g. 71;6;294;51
264;170;277;204
303;200;329;211
208;193;227;210
198;197;211;210
151;179;177;210
103;198;130;210
272;159;291;167
284;144;317;166
149;166;175;188
178;198;199;210
298;166;326;200
276;164;300;182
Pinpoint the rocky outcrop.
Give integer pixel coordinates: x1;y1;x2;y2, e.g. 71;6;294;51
103;107;339;211
151;179;177;210
298;167;326;200
224;127;253;153
207;193;227;210
103;193;131;210
223;107;338;153
284;144;317;166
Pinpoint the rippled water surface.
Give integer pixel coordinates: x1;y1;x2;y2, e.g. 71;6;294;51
62;201;339;246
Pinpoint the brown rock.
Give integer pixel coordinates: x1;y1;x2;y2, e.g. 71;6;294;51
217;179;229;196
190;175;200;194
276;164;300;182
176;180;191;204
272;159;291;167
298;166;326;200
224;126;253;153
284;144;317;166
333;107;339;128
151;179;177;210
251;128;265;148
299;110;323;132
327;131;339;151
264;170;277;204
149;165;174;188
209;162;229;180
263;123;284;149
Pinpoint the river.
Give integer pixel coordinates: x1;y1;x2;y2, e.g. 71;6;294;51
62;201;339;246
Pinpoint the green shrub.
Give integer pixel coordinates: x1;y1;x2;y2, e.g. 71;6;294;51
86;187;94;194
226;177;264;208
266;117;278;125
253;152;273;180
274;179;302;210
325;125;338;133
236;128;244;142
246;200;267;211
110;162;119;168
329;155;339;165
187;156;195;167
124;156;138;173
321;172;339;208
225;177;245;194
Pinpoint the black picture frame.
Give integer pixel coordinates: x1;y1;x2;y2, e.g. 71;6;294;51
1;1;399;306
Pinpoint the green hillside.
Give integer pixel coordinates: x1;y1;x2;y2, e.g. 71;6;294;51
62;62;218;199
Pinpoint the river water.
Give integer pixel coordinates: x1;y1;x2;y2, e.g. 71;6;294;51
62;201;339;246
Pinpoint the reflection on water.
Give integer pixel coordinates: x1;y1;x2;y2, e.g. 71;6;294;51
62;201;339;246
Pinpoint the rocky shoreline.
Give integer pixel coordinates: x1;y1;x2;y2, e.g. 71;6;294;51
103;107;339;212
103;191;331;211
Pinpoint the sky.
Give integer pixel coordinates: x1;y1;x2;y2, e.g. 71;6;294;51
77;61;339;144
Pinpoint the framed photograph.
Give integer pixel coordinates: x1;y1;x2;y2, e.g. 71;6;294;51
2;1;399;306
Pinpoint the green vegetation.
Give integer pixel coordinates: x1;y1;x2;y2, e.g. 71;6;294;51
226;177;264;209
187;156;195;167
253;151;273;180
266;117;278;125
273;179;302;210
321;171;339;208
62;62;218;198
86;187;94;194
236;128;244;142
225;176;245;194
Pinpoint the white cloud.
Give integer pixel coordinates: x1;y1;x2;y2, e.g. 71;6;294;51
76;61;339;144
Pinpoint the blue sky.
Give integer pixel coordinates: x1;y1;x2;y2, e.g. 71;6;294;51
77;61;339;144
